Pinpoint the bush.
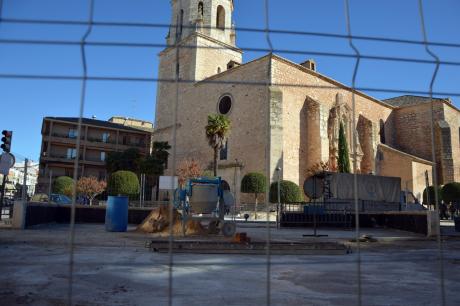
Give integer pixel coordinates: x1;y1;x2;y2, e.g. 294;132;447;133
442;182;460;204
241;172;266;196
108;171;139;197
53;176;74;196
423;185;443;205
241;172;267;220
269;180;303;203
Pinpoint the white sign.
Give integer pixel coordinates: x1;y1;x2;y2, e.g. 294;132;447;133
0;152;15;175
159;176;178;190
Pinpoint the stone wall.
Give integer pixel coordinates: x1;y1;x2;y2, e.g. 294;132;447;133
376;144;433;201
154;56;270;204
271;56;394;187
391;100;460;184
441;103;460;182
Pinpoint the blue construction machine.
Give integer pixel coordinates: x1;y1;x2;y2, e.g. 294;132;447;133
174;177;236;237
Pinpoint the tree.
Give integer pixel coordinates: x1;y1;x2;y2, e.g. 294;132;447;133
151;141;171;169
338;122;351;173
442;182;460;204
53;176;74;197
141;141;172;176
105;151;123;174
106;148;142;174
77;176;107;206
108;171;140;198
205;114;231;176
177;158;203;187
306;161;334;178
241;172;267;220
423;185;443;207
269;180;303;203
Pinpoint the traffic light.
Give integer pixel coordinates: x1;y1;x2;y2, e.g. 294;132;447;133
1;130;12;152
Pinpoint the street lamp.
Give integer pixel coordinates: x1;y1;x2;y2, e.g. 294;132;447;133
276;167;281;229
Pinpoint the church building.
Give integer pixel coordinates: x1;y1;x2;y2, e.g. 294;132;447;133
153;0;460;202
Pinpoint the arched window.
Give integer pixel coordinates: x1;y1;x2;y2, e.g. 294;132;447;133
198;1;204;17
221;180;231;191
379;119;386;144
217;67;221;73
216;5;225;29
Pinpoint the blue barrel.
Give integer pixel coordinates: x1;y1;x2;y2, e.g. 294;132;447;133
105;196;129;232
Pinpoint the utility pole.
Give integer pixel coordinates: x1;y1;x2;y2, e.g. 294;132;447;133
139;173;145;207
21;159;28;202
48;169;53;203
425;170;431;210
405;181;409;207
0;174;7;220
276;167;281;229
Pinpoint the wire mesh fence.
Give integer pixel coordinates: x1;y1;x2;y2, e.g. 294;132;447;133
1;0;459;305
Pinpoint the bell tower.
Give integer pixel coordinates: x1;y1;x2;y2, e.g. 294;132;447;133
167;0;237;47
155;0;243;131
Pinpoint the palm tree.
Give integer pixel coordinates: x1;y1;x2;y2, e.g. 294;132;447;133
205;114;231;176
152;141;171;170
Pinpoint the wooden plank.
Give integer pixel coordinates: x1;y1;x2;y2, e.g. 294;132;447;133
147;240;350;255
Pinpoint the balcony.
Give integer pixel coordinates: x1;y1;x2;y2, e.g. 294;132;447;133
86;137;116;145
84;156;106;166
119;141;147;149
40;153;105;166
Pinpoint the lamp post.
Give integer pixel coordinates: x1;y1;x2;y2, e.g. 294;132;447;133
276;167;281;229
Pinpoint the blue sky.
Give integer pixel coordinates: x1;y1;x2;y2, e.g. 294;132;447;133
0;0;459;162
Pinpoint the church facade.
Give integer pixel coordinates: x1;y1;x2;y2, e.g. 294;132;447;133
153;0;460;202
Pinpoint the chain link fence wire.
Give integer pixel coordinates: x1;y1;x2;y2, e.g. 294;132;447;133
0;0;457;305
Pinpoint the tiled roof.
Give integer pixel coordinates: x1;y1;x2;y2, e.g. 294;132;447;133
45;117;151;133
383;95;448;108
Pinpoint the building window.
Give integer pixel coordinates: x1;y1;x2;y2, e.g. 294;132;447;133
217;67;221;73
179;9;184;35
67;148;77;159
220;140;228;160
100;152;106;162
218;95;232;115
221;180;231;191
102;132;110;143
379;120;386;144
216;5;225;29
198;1;204;17
68;129;78;139
176;63;180;79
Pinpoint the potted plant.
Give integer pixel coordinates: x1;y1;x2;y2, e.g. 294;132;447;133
105;170;139;232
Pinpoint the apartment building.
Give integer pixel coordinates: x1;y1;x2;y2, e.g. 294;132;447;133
36;117;153;193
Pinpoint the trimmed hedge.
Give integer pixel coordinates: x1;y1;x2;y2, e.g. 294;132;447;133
442;182;460;204
241;172;267;195
53;176;74;196
422;185;443;205
269;180;303;203
108;171;139;197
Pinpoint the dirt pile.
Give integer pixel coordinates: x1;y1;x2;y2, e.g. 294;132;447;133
137;205;205;236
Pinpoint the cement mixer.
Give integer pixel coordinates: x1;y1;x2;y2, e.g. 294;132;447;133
175;177;236;237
